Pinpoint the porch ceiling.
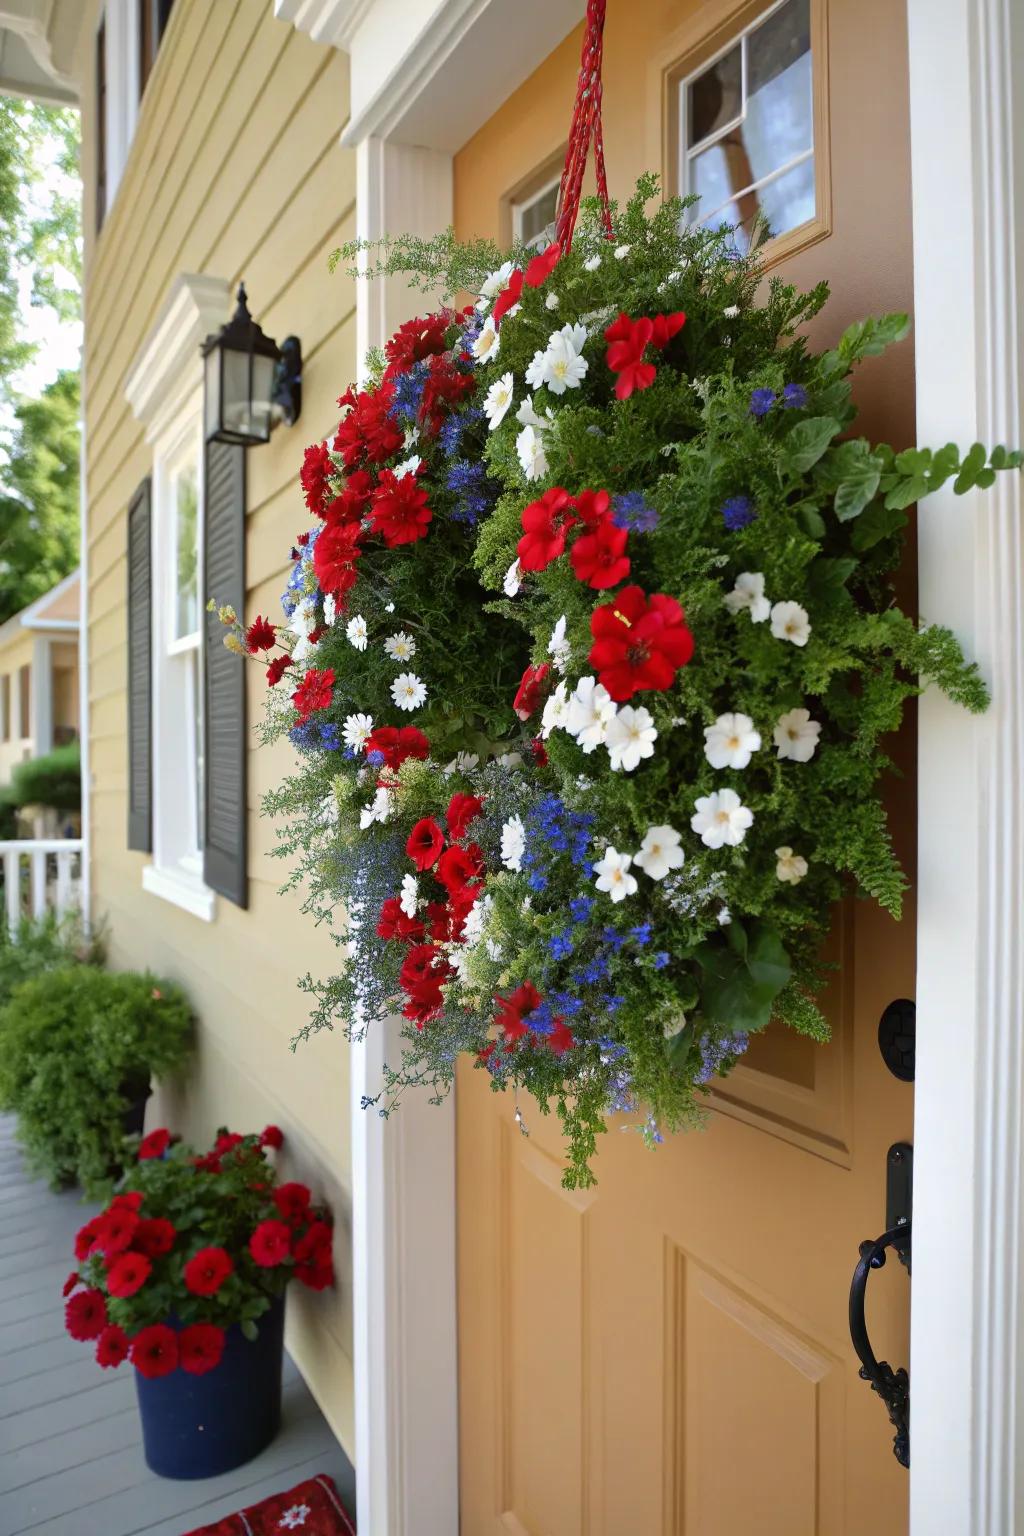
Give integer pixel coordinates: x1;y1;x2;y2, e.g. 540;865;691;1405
0;1;80;106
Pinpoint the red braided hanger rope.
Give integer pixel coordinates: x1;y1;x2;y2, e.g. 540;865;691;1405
554;0;613;252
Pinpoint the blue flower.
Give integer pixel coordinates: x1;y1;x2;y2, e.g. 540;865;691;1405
612;492;659;533
653;951;671;970
782;382;808;409
602;994;625;1013
721;495;756;531
749;387;776;418
569;896;593;923
548;932;574;961
631;923;652;946
601;927;624;952
389;361;429;422
528;871;549;893
366;749;385;767
552;991;584;1017
289;717;340;753
695;1031;749;1085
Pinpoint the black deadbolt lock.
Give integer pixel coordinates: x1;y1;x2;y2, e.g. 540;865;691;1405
878;998;915;1081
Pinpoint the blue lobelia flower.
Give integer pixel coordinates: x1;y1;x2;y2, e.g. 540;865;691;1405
721;495;756;531
781;382;808;409
749;387;776;418
612;492;660;533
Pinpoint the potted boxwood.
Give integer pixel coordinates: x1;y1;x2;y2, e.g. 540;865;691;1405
63;1125;334;1479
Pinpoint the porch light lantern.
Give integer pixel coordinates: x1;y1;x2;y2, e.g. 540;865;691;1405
202;283;301;447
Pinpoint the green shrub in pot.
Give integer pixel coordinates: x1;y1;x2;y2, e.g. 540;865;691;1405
0;910;104;1011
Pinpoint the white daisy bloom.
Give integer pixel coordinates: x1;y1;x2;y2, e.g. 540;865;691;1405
547;614;571;673
691;788;754;849
323;593;337;627
496;751;523;769
394;454;422;477
770;600;812;647
500;815;526;872
503;558;522;597
556;321;589;353
545;292;560;310
542;330;588;395
400;873;419;917
516;397;550;430
359;786;392;830
614;244;632;260
483;371;515;431
583;254;602;272
567;676;616;753
723;304;740;318
383;631;416;663
444;751;480;776
773;707;821;763
540;680;570;739
346;613;368;651
391;672;427;712
472;316;500;364
476;260;514;310
593;846;638;903
703;712;761;770
634;824;685;881
289;596;317;660
605;704;658;772
724;572;771;623
775;846;809;884
342;713;374;751
516;424;549;482
403;426;420;450
525;348;549;391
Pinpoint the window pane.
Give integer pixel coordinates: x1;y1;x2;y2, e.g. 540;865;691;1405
520;184;558;249
748;0;811;99
687;44;741;145
744;28;812;185
755;156;816;240
174;463;199;639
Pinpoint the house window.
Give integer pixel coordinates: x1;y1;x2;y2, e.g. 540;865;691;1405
139;0;175;98
679;0;816;253
512;176;560;252
95;17;107;230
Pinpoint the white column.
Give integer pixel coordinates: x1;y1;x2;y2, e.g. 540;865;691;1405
30;635;52;756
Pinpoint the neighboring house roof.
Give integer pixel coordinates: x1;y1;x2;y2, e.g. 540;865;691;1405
0;1;80;106
0;570;80;653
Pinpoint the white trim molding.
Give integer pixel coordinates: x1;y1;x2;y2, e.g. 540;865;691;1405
125;273;231;442
908;0;1024;1530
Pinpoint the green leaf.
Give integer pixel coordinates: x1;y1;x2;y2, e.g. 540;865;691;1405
694;923;792;1035
894;447;932;476
784;417;839;474
954;442;986;493
240;1318;258;1342
807;556;857;601
851;501;909;551
798;506;827;539
884;474;929;511
834;457;882;521
975;467;996;490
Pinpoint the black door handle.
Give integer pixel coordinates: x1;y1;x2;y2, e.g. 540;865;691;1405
849;1222;911;1468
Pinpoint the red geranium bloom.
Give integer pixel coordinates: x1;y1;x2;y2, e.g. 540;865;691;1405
193;1153;223;1173
573;488;613;528
63;1271;80;1297
214;1132;244;1155
524;240;561;288
604;313;657;400
133;1218;176;1259
294;1220;333;1263
94;1206;139;1256
651;310;687;348
312;520;362;597
323;468;374;526
517;487;577;571
273;1182;312;1226
406;817;444;871
65;1288;107;1341
494;982;543;1046
130;1324;179;1380
184;1246;234;1297
376;896;425;943
291;667;335;722
179;1322;226;1376
111;1190;145;1211
296;1257;335;1291
250;1220;292;1268
492;268;524;329
385;311;451;374
426;900;457;942
419;354;476;436
96;1324;130;1369
399;943;452;995
436;842;485;895
300;441;334;515
266;655;292;687
245;615;276;652
446;792;483;841
589;585;695;701
138;1127;171;1160
548;1018;576;1056
402;980;445;1028
74;1216;105;1262
370;470;433;548
107;1252;152;1299
570;519;631;589
334;384;404;468
364;726;429;771
260;1124;284;1150
513;662;550;721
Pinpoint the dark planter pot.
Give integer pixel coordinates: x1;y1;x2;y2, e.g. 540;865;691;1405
119;1077;152;1139
135;1297;285;1479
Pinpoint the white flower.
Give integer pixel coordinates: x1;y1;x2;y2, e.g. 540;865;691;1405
718;906;732;926
770;600;811;647
280;1504;312;1531
445;751;479;775
403;426;419;449
593;846;638;903
462;893;490;947
503;558;522;597
485;938;503;963
542;329;588;395
289;597;317;660
567;675;616;753
472;316;500;363
394;454;422;477
359;786;392;829
385;601;395;613
663;1013;686;1039
556;321;588;353
516;397;549;429
342;712;373;751
540;680;570;738
773;707;821;763
525;347;549;391
400;872;418;917
634;824;685;881
545;292;560;310
500;815;525;872
703;712;761;770
346;614;368;651
483;371;514;430
605;705;658;772
583;254;602;271
691;788;754;849
477;259;514;310
547;614;571;673
496;751;523;768
614;244;631;260
391;672;427;711
775;845;809;884
724;572;770;623
516;424;549;481
723;304;740;318
384;631;416;663
323;593;337;627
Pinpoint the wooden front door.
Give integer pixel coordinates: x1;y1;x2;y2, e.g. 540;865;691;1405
454;1;915;1530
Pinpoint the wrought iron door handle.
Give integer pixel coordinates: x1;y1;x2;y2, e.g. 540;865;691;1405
849;1222;911;1469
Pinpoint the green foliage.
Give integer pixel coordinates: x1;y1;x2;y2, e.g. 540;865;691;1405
0;968;192;1195
0;908;102;1011
0;370;80;623
9;738;80;810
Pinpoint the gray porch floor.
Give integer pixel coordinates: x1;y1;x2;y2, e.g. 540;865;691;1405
0;1116;355;1536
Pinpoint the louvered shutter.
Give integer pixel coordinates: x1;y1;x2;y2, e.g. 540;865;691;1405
203;439;248;908
127;477;153;851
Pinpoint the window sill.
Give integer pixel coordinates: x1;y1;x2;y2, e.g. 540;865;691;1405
142;861;216;923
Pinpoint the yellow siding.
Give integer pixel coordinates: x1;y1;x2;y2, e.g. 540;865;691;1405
77;0;357;1452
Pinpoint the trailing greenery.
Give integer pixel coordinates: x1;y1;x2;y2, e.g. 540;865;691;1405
0;908;102;1011
9;738;80;811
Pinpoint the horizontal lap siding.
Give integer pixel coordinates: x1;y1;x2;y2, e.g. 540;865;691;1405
80;0;356;1455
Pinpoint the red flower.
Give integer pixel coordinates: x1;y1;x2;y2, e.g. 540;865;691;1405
294;1220;333;1263
74;1216;105;1262
399;943;452;995
570;519;630;589
446;792;483;841
138;1127;171;1160
370;470;433;548
260;1124;284;1150
376;896;425;943
530;737;549;767
651;310;687;349
65;1288;107;1341
107;1252;152;1299
492;268;524;329
300;441;334;515
364;726;429;771
193;1153;223;1173
134;1218;177;1259
110;1191;145;1212
385;311;451;374
524;240;561;288
184;1246;234;1297
426;900;459;942
573;488;612;529
589;585;695;702
494;982;543;1046
436;842;485;895
513;662;550;722
63;1271;80;1297
292;667;335;721
402;980;445;1029
250;1220;292;1268
419;354;476;436
334;385;404;468
323;468;374;526
96;1324;130;1369
406;818;444;871
273;1182;312;1226
517;487;577;571
179;1322;226;1376
214;1132;244;1155
245;615;276;652
130;1324;179;1380
266;655;292;687
548;1018;576;1056
604;313;657;400
312;520;362;597
93;1206;139;1256
296;1256;335;1291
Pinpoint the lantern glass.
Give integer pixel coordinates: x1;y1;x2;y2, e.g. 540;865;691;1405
202;284;280;446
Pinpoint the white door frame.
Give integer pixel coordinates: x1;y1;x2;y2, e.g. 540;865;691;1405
277;2;1024;1529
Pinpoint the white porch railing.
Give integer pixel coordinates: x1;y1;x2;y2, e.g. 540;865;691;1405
0;840;83;937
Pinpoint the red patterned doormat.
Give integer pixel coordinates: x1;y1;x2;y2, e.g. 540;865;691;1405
182;1474;355;1536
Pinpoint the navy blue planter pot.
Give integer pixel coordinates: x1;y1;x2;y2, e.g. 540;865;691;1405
135;1297;285;1479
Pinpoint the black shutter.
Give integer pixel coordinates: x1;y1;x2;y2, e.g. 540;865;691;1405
126;477;152;852
203;440;248;908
